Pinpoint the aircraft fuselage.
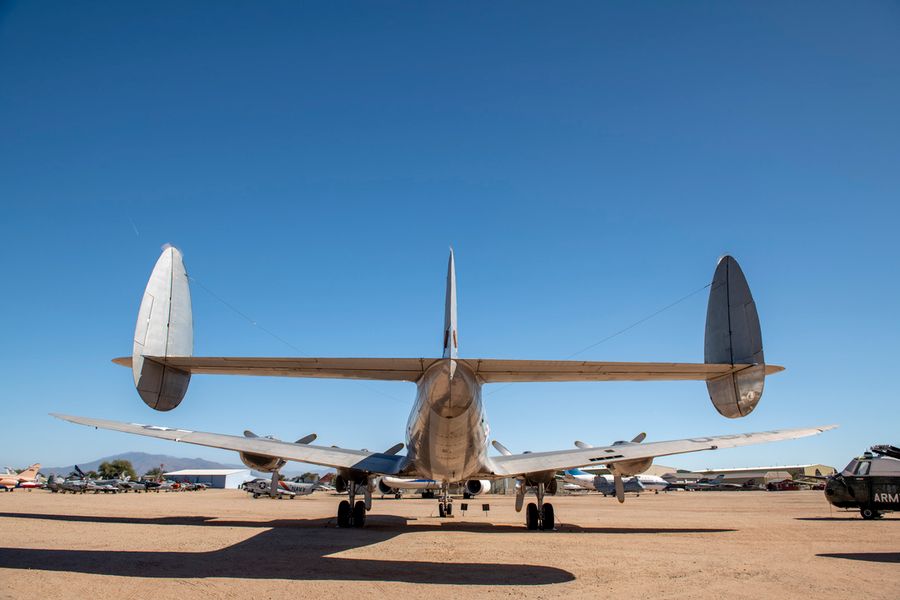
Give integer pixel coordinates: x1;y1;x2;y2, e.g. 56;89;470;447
406;359;488;483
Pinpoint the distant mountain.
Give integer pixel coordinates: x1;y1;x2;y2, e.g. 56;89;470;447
44;452;242;476
44;451;329;477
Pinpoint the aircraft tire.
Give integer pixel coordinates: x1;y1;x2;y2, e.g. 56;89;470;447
438;503;446;518
352;501;366;527
526;502;539;530
861;508;882;520
337;500;352;528
541;503;555;531
446;503;452;516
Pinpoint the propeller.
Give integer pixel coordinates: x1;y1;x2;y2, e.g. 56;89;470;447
492;440;513;456
614;474;625;503
383;443;405;455
245;430;317;444
613;433;646;503
269;469;280;498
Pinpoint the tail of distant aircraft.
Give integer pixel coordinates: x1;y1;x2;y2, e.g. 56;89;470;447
17;464;40;481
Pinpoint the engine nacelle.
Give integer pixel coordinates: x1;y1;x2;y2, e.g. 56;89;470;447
377;478;394;495
239;452;285;473
464;479;491;496
608;457;653;477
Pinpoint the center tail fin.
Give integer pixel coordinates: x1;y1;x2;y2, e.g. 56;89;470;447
442;248;458;359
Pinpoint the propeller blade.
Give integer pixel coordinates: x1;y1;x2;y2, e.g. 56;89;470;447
383;443;404;456
631;432;647;443
615;474;625;503
515;481;526;512
574;440;592;449
295;433;317;444
269;470;279;498
492;440;512;456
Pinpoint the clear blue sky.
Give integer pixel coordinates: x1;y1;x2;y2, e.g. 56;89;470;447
2;2;898;472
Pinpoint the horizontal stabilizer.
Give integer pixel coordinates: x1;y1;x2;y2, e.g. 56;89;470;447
113;355;783;383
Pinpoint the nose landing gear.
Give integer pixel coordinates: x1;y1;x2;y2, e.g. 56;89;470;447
437;485;453;517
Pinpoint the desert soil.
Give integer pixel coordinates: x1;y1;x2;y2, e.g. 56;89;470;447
0;489;897;599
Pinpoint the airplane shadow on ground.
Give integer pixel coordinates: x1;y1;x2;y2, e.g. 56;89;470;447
0;512;735;585
818;553;900;563
795;517;898;522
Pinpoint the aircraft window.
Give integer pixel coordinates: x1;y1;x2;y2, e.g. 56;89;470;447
855;461;870;476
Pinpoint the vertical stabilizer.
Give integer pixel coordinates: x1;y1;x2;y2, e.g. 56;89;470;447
704;255;766;418
442;248;458;359
132;245;193;411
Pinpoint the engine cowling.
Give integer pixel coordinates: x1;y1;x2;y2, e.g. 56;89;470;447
239;452;285;473
465;479;491;496
377;478;394;495
608;457;652;477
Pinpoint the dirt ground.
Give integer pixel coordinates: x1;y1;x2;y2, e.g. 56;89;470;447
0;488;897;599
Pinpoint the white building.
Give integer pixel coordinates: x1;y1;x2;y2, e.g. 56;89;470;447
163;468;252;489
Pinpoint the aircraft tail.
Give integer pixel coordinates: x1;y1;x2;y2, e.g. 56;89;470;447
131;245;194;411
17;464;40;480
442;248;458;359
704;255;767;418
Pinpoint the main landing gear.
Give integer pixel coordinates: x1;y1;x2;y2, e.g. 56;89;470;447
523;482;555;531
337;480;369;528
437;485;453;517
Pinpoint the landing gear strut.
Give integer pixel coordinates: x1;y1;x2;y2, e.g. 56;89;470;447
337;480;367;528
525;482;555;531
437;485;453;517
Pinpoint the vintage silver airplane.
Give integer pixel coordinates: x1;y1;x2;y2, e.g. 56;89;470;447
55;247;834;529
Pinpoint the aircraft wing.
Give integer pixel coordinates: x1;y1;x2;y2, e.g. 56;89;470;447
114;356;783;383
486;425;836;477
51;414;408;475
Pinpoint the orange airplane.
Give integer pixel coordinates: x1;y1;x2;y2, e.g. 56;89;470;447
0;464;41;491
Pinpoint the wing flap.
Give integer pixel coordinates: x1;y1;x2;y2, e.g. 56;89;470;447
112;356;784;383
487;425;835;477
51;414;407;474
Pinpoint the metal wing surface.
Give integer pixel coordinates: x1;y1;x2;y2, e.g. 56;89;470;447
487;425;836;477
51;414;407;475
113;356;783;383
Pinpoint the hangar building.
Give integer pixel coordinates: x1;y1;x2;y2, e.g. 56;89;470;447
163;468;252;489
666;464;835;486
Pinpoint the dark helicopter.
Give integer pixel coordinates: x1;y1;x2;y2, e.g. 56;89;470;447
825;445;900;519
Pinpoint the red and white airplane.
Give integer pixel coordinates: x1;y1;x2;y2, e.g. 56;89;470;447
1;464;41;491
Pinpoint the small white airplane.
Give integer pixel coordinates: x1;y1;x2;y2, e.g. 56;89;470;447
562;468;669;496
54;247;835;530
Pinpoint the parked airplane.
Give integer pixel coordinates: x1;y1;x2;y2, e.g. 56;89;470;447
0;464;41;491
55;247;835;529
243;477;320;499
562;468;669;497
375;476;490;500
377;476;442;499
